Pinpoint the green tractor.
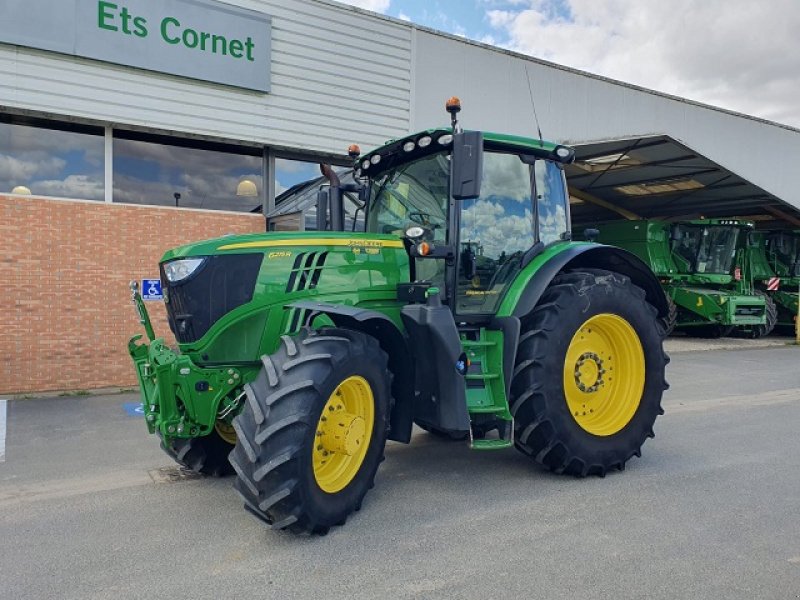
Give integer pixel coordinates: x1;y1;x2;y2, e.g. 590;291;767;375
129;99;670;534
595;219;772;338
746;230;800;333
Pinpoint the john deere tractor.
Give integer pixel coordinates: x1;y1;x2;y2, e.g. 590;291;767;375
595;219;771;337
129;99;669;534
746;230;800;333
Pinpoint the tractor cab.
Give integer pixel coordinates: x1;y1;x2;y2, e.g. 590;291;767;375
330;98;574;317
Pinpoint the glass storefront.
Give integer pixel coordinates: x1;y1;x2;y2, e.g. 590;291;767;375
0;115;349;219
113;134;264;212
0;118;104;201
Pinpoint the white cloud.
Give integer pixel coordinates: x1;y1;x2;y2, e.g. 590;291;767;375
33;174;104;201
0;154;66;185
336;0;391;13
485;0;800;127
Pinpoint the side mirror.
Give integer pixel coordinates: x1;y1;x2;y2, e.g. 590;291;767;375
451;131;483;200
670;225;683;242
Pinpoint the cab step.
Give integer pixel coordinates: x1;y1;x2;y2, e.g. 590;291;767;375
470;438;513;450
469;417;514;450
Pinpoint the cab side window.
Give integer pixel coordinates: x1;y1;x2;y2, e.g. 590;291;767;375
457;152;534;314
534;160;569;246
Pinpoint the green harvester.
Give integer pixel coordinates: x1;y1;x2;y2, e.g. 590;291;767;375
745;230;800;333
129;99;670;534
595;219;772;338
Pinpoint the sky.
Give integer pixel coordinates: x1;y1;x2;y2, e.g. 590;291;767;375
337;0;800;129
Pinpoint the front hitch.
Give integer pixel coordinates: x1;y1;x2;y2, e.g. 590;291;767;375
127;282;246;440
130;281;156;342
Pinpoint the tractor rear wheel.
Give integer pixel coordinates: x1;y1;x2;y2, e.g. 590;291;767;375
229;328;391;534
733;291;777;339
511;269;668;477
159;423;235;477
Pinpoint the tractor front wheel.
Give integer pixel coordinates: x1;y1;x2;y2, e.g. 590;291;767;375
229;328;391;534
511;269;668;476
158;423;236;477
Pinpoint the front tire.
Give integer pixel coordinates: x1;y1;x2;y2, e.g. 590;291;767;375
229;328;391;534
511;269;668;477
159;424;235;477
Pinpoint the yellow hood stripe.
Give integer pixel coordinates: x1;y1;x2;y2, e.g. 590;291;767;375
217;238;404;251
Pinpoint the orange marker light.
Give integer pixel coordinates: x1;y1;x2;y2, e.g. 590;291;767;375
348;144;361;158
446;96;462;113
418;242;431;256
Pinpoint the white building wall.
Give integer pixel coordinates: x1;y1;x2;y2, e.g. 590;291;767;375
411;30;800;210
1;1;799;208
0;0;412;155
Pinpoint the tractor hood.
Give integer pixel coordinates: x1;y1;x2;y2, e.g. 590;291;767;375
157;231;410;360
160;231;405;261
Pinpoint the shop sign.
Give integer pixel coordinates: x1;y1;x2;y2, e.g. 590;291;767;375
0;0;271;92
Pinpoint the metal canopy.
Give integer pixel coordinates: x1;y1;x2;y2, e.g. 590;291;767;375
567;135;800;228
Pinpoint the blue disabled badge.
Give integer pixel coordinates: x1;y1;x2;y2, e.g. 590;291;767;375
141;279;163;301
123;402;145;417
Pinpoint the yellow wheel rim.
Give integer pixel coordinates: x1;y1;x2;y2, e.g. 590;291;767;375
563;313;645;436
215;420;237;445
313;375;375;494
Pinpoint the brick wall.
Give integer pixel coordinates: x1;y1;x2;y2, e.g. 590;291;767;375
0;195;264;394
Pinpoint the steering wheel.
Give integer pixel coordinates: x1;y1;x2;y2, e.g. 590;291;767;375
407;211;434;226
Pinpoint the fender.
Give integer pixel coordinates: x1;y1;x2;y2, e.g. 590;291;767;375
288;300;414;444
498;243;670;321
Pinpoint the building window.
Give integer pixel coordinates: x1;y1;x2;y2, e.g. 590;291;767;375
275;157;323;197
113;132;264;212
0;117;104;200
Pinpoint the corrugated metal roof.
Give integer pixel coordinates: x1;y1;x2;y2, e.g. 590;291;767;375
567;135;800;227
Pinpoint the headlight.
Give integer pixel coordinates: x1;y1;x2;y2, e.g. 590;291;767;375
163;257;206;283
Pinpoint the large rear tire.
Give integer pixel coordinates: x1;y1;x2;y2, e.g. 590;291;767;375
159;424;235;477
229;328;392;534
511;269;668;477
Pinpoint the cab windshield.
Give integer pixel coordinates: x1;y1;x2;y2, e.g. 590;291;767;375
673;225;739;275
366;153;449;242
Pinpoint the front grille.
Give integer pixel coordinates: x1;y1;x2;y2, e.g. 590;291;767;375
162;254;263;344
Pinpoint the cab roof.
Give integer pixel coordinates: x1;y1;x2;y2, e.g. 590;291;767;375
356;127;571;178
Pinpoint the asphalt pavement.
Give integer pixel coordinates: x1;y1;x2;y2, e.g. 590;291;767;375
1;345;799;600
